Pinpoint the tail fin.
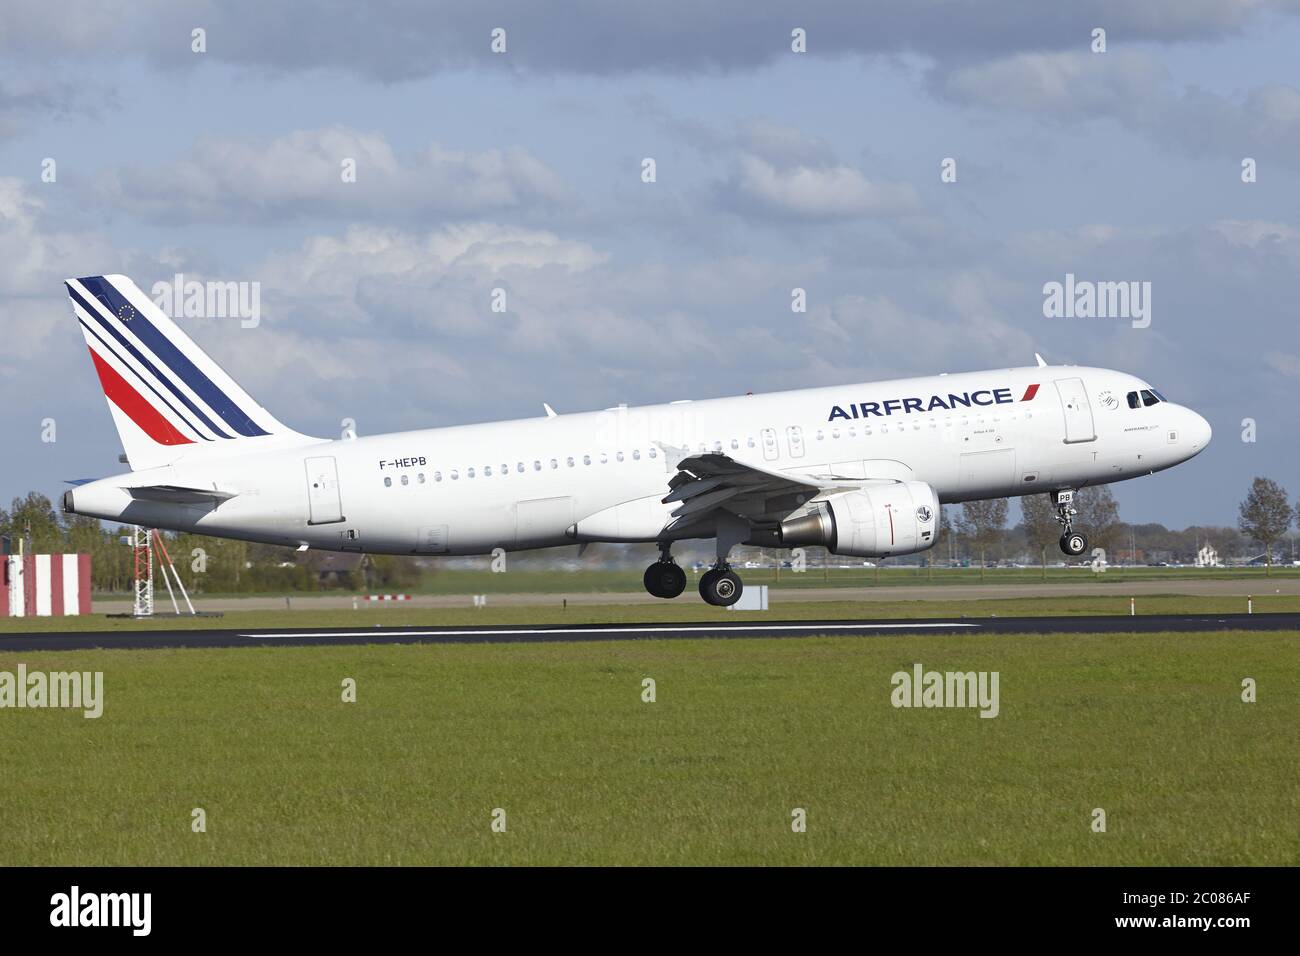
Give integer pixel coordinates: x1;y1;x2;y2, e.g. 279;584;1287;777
66;274;310;471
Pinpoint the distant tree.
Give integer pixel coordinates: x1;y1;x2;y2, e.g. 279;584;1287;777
1075;486;1122;557
923;505;954;576
0;493;64;553
1019;495;1060;577
1238;477;1292;573
956;498;1009;579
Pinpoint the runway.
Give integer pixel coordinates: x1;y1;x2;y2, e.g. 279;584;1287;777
2;612;1298;651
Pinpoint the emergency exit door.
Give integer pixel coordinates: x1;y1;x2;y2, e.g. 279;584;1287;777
1054;377;1096;444
305;456;345;524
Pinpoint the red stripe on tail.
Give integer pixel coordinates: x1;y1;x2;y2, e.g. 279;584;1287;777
88;348;193;445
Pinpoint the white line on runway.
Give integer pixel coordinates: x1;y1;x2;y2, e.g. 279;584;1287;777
243;622;980;639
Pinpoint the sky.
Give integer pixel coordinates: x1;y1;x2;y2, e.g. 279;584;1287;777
2;0;1299;528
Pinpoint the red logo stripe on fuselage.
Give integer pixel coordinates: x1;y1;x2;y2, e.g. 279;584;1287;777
1021;383;1040;401
88;348;193;446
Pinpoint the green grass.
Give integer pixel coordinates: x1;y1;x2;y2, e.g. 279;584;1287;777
2;592;1296;634
0;631;1296;865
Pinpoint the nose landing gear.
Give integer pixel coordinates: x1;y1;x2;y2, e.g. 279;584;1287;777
1053;489;1089;557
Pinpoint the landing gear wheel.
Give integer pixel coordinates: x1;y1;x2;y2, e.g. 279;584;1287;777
1060;531;1088;557
643;562;686;599
699;568;743;607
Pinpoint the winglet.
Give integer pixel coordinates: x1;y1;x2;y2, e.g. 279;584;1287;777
543;403;557;418
1034;353;1048;368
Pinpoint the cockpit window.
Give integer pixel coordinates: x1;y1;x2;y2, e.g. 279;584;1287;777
1128;388;1164;409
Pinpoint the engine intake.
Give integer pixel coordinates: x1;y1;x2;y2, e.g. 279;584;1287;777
779;481;940;558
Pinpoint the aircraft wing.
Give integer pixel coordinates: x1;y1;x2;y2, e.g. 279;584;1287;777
659;452;830;530
660;450;907;532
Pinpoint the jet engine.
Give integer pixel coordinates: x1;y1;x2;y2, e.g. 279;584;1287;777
779;481;940;558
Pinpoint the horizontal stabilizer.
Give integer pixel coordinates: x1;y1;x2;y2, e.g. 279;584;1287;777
125;484;237;504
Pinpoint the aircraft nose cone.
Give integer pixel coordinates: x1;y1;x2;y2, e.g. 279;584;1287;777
1188;410;1212;451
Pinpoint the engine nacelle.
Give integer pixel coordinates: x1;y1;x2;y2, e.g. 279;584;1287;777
779;481;940;558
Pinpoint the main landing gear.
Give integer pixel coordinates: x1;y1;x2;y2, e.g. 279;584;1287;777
698;564;743;607
643;543;687;599
641;553;744;606
1053;489;1089;557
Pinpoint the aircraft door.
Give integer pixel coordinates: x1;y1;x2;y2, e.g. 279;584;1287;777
305;456;345;525
761;427;779;461
1054;377;1096;444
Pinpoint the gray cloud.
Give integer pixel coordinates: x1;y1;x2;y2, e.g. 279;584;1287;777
718;154;920;221
945;50;1300;164
4;1;1298;80
96;127;570;223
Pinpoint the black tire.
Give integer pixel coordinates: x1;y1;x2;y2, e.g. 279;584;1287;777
1060;531;1089;557
700;568;743;607
643;562;686;599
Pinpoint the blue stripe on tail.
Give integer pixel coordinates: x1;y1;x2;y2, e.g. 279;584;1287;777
75;277;269;438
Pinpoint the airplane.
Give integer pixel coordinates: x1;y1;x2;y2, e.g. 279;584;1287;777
60;274;1212;606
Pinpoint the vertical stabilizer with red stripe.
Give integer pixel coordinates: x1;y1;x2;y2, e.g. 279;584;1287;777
66;274;313;471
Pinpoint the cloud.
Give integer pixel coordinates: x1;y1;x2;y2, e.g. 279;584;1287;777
4;1;1296;80
97;127;570;223
721;155;919;220
944;50;1168;117
945;49;1300;164
685;119;918;222
0;70;114;140
0;179;120;300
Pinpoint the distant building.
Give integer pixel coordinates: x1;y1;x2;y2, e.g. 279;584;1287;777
306;552;365;586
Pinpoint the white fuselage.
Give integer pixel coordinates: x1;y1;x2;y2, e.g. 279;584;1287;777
66;365;1210;556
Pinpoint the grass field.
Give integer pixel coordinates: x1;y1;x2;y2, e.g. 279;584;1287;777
1;629;1296;865
3;592;1297;634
